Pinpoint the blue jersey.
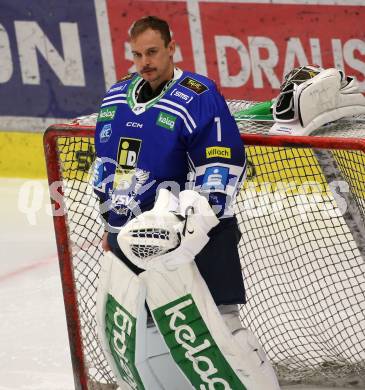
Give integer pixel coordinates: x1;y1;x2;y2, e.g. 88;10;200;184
94;69;246;230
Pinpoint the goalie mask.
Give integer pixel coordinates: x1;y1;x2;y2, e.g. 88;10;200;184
271;66;365;135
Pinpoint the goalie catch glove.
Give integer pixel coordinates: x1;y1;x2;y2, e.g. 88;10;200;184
270;65;365;135
117;189;219;270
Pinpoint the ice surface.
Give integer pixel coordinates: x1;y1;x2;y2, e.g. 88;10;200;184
0;179;74;390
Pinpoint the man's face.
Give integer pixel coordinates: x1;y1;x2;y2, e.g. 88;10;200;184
131;28;175;88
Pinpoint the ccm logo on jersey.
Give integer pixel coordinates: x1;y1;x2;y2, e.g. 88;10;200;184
126;122;143;128
206;146;231;159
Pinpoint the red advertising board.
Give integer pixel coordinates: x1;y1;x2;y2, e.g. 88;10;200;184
107;1;365;100
107;1;194;80
200;2;365;99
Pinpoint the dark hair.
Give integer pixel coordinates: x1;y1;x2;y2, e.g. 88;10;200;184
130;16;171;47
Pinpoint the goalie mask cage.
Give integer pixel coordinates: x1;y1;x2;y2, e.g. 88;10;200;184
44;105;365;390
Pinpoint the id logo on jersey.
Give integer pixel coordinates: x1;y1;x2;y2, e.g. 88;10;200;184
113;137;142;190
202;166;229;191
117;138;141;169
100;124;112;143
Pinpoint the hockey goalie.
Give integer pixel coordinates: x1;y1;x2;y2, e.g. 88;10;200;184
96;189;280;389
92;15;280;389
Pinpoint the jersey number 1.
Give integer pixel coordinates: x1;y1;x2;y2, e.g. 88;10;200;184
214;116;222;142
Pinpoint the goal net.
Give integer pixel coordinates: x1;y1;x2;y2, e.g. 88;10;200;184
44;100;365;389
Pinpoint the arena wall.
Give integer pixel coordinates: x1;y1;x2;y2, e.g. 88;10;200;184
1;0;364;177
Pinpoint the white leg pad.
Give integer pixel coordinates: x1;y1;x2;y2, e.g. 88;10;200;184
97;253;280;389
96;252;158;389
145;321;192;389
140;262;258;389
96;252;190;389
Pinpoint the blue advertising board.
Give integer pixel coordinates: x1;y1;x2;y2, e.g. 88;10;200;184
0;0;107;122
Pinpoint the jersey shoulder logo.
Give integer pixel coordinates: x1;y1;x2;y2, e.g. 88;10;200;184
98;106;117;122
117;73;135;83
100;124;112;143
92;158;105;192
179;77;208;95
202;166;229;191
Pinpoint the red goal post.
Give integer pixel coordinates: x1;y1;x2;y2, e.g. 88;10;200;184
44;118;365;389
